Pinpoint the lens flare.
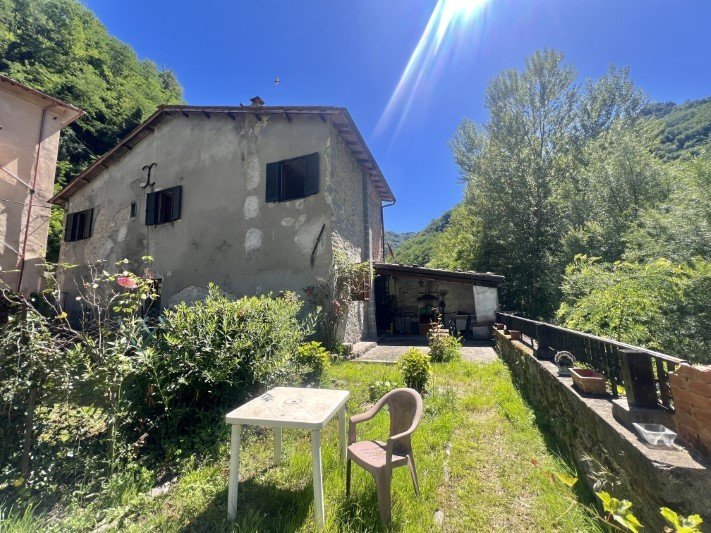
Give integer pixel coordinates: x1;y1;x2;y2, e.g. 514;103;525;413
375;0;490;139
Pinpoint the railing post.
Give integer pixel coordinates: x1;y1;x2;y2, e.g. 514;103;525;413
619;349;658;408
534;323;552;360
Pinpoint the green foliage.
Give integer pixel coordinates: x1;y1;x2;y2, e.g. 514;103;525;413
392;211;451;266
383;230;416;251
445;52;648;317
427;331;462;363
303;251;364;350
0;259;158;503
1;264;314;508
368;379;400;402
0;0;184;261
135;284;311;444
644;97;711;160
597;491;643;532
21;361;598;531
557;256;711;363
0;293;77;495
660;507;704;533
625;156;711;263
296;341;331;375
399;348;431;392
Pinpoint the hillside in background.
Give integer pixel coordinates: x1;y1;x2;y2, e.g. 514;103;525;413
385;210;451;265
389;94;711;268
644;97;711;159
384;230;416;251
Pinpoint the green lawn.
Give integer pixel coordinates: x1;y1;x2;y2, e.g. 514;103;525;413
8;360;602;532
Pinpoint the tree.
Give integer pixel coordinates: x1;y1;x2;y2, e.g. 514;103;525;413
560;123;668;263
625;155;711;262
450;50;578;316
557;256;711;363
448;51;650;317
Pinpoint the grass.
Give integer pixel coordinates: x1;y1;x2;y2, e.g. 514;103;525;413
1;360;602;532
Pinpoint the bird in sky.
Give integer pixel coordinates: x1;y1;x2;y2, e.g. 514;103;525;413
274;76;281;87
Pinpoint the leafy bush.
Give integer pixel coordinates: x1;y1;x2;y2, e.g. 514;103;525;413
130;284;313;446
399;349;431;393
296;341;331;375
0;259;157;503
557;256;711;363
428;331;462;362
368;380;400;402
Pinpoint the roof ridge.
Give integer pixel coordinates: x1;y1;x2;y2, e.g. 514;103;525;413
49;105;394;204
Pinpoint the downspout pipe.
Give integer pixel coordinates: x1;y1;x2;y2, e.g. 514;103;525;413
381;199;396;261
17;105;50;293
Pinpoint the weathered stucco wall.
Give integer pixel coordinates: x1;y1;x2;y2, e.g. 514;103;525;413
390;277;476;317
58;112;382;343
325;122;376;342
495;330;711;530
0;86;66;293
60;113;334;304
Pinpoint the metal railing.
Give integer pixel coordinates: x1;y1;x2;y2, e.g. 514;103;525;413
495;312;685;408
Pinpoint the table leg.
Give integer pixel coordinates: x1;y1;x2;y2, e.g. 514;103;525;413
274;426;283;464
227;424;241;520
311;429;325;528
337;406;347;462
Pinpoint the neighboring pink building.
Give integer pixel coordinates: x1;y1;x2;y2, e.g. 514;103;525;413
0;75;83;294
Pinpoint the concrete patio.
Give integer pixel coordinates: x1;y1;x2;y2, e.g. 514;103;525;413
354;335;498;364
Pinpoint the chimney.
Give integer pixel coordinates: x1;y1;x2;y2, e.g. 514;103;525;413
249;96;265;107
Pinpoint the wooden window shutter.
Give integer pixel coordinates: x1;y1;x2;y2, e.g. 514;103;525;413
64;212;75;242
82;208;94;239
265;162;280;202
304;152;319;196
171;186;182;221
145;192;157;225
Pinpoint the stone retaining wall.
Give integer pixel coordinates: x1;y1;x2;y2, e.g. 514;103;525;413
495;329;711;530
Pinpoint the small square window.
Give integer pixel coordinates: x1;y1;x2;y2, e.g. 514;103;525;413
64;208;94;242
266;153;318;202
146;186;182;225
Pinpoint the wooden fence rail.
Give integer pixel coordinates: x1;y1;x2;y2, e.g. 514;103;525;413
495;312;685;408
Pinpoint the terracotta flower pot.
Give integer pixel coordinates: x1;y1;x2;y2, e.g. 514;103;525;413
493;323;505;330
508;330;521;340
570;368;607;395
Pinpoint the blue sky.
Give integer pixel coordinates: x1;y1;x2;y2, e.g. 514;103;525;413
85;0;711;233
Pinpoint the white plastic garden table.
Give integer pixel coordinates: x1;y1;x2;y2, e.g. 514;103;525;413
225;386;350;527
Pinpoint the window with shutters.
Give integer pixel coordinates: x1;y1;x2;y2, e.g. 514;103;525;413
145;186;182;225
64;208;94;242
265;153;319;202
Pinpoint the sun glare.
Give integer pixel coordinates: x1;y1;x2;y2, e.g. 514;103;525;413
375;0;491;139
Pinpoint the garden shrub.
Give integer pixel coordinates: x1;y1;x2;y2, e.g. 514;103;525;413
428;331;462;362
399;348;431;393
296;341;331;375
130;284;313;446
368;380;400;402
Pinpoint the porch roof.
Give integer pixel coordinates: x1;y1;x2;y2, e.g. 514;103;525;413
372;262;505;287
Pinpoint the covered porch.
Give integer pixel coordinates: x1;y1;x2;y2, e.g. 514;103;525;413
372;263;505;340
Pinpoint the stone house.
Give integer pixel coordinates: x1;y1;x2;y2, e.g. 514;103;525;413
50;101;394;343
0;75;83;294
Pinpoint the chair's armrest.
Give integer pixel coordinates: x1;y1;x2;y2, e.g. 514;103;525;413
388;427;417;443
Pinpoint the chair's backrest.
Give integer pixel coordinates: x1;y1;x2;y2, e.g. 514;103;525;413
381;388;423;449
